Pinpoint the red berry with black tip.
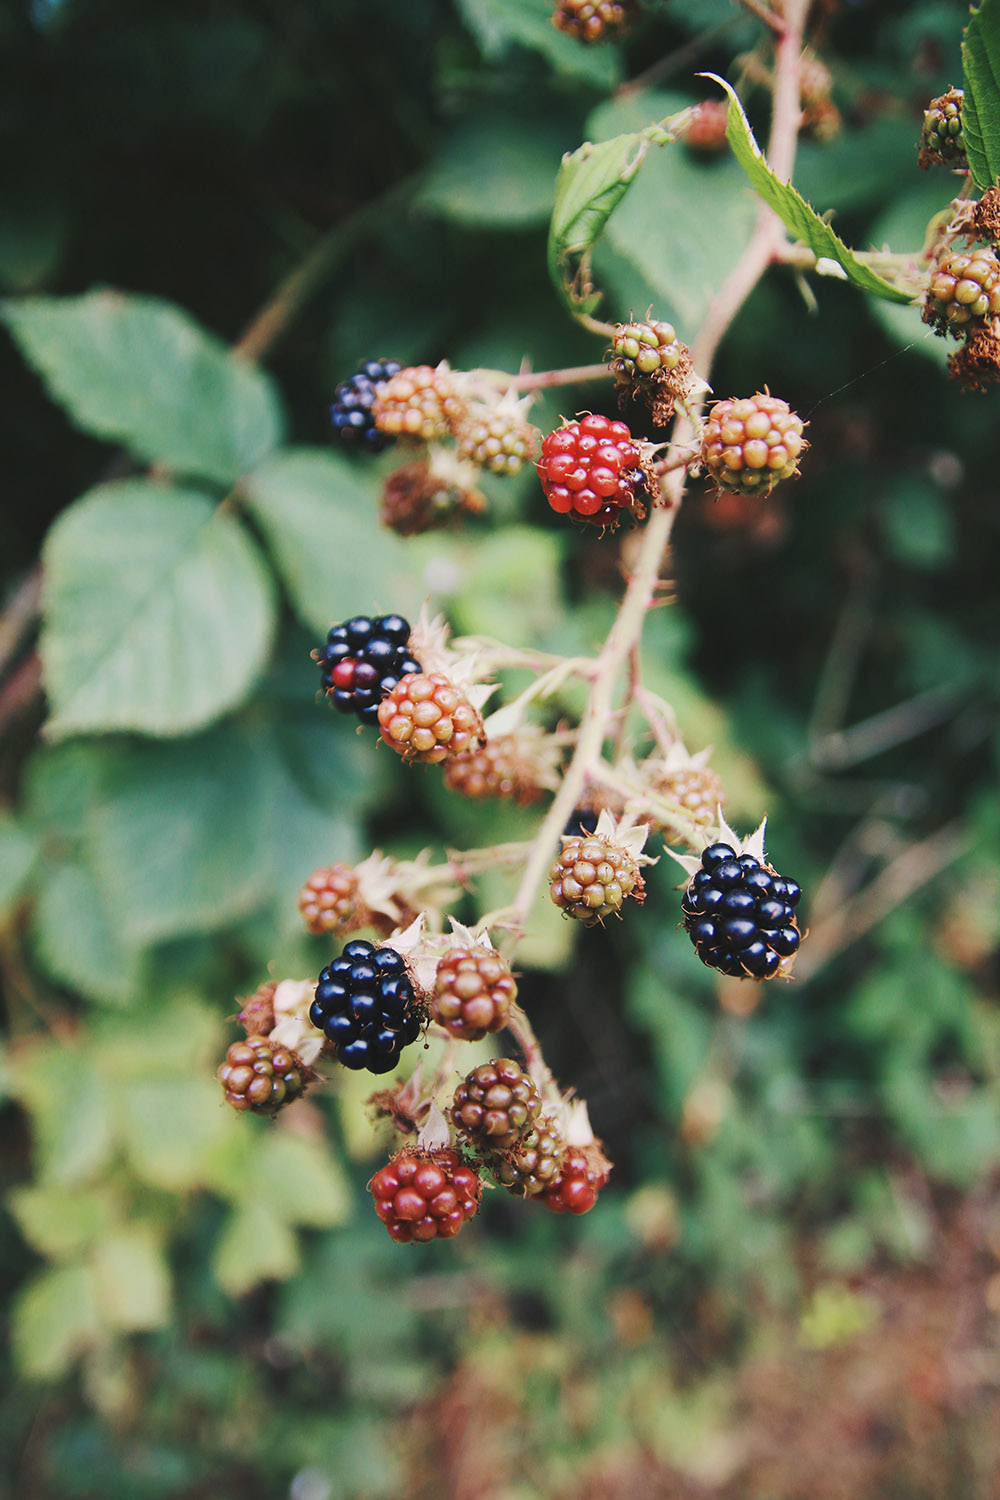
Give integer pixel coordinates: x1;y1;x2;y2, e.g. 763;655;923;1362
317;613;422;726
537;414;652;529
368;1148;482;1243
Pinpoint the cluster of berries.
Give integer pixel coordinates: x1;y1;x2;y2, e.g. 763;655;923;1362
551;0;635;43
317;613;421;726
700;393;807;498
681;842;802;980
310;939;423;1075
919;87;966;170
549;830;644;925
607;319;694;427
536;413;652;528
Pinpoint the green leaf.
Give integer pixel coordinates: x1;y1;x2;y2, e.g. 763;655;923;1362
252;1132;351;1228
548;129;659;315
88;726;273;944
418;113;568;227
119;1075;235;1193
12;1263;102;1379
9;1041;115;1185
708;75;914;305
456;0;621;88
7;1183;114;1259
40;481;276;739
30;860;143;1006
0;810;39;918
245;448;452;631
92;1227;172;1331
213;1199;300;1296
1;290;283;481
963;0;1000;191
585;91;758;331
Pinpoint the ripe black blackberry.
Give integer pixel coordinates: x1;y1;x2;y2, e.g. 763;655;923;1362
681;842;802;980
563;807;599;839
310;939;424;1074
317;614;422;726
330;358;402;451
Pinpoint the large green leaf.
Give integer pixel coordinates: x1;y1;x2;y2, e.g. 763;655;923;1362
963;0;1000;191
11;1263;102;1380
708;75;914;305
92;1227;172;1331
245;448;455;632
1;290;284;481
40;481;276;738
7;1183;115;1260
87;726;274;944
0;810;38;918
30;860;143;1006
418;113;568;227
213;1199;300;1296
585;91;758;331
8;1040;115;1185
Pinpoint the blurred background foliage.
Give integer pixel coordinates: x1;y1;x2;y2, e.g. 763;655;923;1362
1;0;999;1496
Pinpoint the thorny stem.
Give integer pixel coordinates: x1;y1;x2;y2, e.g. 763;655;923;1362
479;362;613;394
498;0;809;958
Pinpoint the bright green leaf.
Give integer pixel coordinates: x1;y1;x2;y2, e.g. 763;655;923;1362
88;726;273;944
7;1183;114;1259
214;1199;300;1296
253;1131;351;1228
12;1263;102;1379
31;861;143;1006
40;481;276;739
24;740;109;844
0;810;38;917
93;1227;172;1331
1;290;283;481
963;0;1000;191
118;1076;234;1192
708;75;914;304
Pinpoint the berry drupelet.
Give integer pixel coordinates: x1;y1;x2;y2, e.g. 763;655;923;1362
310;939;423;1074
537;414;651;528
317;614;422;726
369;1148;482;1243
330;358;402;451
681;842;802;980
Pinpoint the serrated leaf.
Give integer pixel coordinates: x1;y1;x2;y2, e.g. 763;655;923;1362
244;448;452;632
214;1199;300;1295
87;726;273;945
40;481;276;739
0;810;39;917
92;1227;172;1331
7;1183;114;1259
547;131;657;315
963;0;1000;191
12;1263;102;1380
1;290;283;481
30;861;143;1006
708;75;914;305
586;91;758;331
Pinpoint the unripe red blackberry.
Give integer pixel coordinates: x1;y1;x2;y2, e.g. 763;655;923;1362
920;87;966;168
685;99;730;153
443;733;552;806
377;672;485;764
372;365;464;442
297;863;365;937
551;0;635;43
218;1035;307;1115
701;393;807;497
456;407;540;476
451;1059;541;1152
681;841;803;980
537;414;652;528
488;1113;565;1195
369;1147;482;1243
432;946;517;1041
330;358;402;451
923;248;1000;336
541;1143;612;1215
318;613;422;726
549;833;644;925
